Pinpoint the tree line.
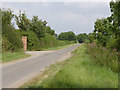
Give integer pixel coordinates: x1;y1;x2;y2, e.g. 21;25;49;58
1;8;80;52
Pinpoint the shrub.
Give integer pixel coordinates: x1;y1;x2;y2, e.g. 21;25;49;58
106;36;118;50
86;42;119;72
40;33;59;48
2;24;23;52
17;30;41;51
2;35;13;52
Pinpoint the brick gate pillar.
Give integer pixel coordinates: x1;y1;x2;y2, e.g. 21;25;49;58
22;36;27;51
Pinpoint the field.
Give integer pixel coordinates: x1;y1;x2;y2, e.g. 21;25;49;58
21;44;118;88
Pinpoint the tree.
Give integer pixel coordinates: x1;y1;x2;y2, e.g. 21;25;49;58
88;33;95;43
93;18;113;46
77;33;88;43
2;9;23;52
58;31;77;42
92;0;120;50
15;10;31;31
110;0;120;50
30;16;46;38
46;26;55;35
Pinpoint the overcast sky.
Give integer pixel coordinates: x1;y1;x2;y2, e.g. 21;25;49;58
2;1;112;35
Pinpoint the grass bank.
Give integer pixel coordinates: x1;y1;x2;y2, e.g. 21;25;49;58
86;42;119;72
2;51;30;63
21;44;118;88
41;43;77;51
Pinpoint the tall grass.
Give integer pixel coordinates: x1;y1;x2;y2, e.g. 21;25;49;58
86;42;119;72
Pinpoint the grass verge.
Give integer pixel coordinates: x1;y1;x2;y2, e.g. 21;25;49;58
41;43;77;51
2;51;30;63
21;44;118;88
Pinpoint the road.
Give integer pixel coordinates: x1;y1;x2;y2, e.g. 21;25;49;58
2;44;80;88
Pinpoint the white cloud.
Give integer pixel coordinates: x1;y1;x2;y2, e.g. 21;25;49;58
61;10;108;23
0;2;2;8
42;2;49;7
64;2;110;9
62;11;85;22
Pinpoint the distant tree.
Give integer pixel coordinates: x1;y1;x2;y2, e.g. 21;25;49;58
58;32;67;40
77;33;88;43
54;34;58;38
58;31;77;42
67;31;77;41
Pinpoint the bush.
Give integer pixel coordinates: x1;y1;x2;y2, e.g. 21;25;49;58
77;33;88;43
2;35;13;52
86;42;119;72
40;33;60;48
17;30;41;51
39;33;75;49
2;24;23;52
106;36;119;50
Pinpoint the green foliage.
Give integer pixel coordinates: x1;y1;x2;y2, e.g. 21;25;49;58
77;33;88;43
106;35;118;49
17;30;41;51
2;8;14;25
58;31;77;42
110;1;120;50
1;8;76;52
86;43;119;72
31;16;46;38
40;33;58;48
94;18;113;46
2;35;13;52
2;24;23;52
88;33;95;43
46;26;55;35
39;33;74;49
2;9;23;52
87;1;120;73
15;10;31;31
93;1;120;50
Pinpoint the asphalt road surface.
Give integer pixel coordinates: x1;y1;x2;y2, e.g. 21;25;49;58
2;44;80;88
